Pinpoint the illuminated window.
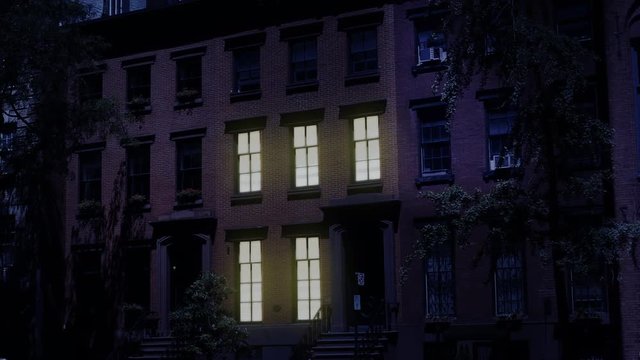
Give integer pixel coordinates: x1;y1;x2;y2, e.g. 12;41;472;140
293;125;319;187
296;237;321;320
353;115;380;181
239;240;262;322
237;131;261;193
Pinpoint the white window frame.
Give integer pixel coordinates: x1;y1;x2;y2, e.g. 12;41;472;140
295;236;321;320
237;130;261;193
239;240;262;322
293;125;319;187
353;115;381;182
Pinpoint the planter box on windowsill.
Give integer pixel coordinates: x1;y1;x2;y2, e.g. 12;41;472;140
173;198;203;210
174;97;203;110
424;319;452;333
127;100;151;115
76;200;104;220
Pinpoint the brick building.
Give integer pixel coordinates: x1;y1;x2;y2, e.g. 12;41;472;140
62;0;640;359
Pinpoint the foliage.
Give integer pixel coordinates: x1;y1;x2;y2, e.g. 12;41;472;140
176;188;202;204
406;1;640;355
0;1;129;359
176;88;201;102
170;272;248;359
77;199;103;218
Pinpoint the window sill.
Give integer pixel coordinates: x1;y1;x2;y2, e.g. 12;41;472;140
174;97;203;110
412;61;446;76
286;81;319;95
173;199;203;210
230;90;262;103
231;192;263;206
287;187;321;200
347;180;383;195
483;166;524;182
344;72;380;86
415;172;454;187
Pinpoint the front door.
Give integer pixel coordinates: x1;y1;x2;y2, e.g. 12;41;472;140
167;237;202;310
344;224;385;327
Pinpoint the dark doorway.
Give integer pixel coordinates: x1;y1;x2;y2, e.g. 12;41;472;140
343;224;385;327
168;237;202;310
124;247;150;309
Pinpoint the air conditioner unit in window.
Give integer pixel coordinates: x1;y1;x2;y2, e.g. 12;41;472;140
418;45;447;63
489;154;515;170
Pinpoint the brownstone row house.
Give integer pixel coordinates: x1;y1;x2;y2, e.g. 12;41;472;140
44;0;640;358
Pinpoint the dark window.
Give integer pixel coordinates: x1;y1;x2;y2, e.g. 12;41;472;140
571;268;606;316
494;251;525;316
234;47;260;93
290;37;317;84
79;151;101;202
176;138;202;192
416;20;447;63
176;56;202;100
127;145;150;201
486;106;517;170
348;27;378;75
419;106;451;174
78;73;103;103
425;240;455;317
127;65;151;103
556;1;592;45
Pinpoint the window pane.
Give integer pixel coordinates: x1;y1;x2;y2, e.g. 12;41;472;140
298;280;310;299
310;280;321;299
307;125;317;146
252;263;262;282
238;133;249;154
240;303;251;322
239;174;251;193
353;118;366;140
240;264;251;283
251;172;261;191
355;142;367;161
239;242;250;263
240;284;251;302
369;159;381;179
355;161;368;181
366;116;379;138
296;237;307;259
251;154;261;172
239;155;250;173
249;131;260;152
294;126;305;147
296;169;308;187
309;260;320;279
297;261;309;280
252;303;262;321
252;283;262;302
368;139;380;159
308;166;319;186
310;300;321;318
250;241;261;262
298;300;310;320
295;148;307;167
307;147;318;166
308;237;319;258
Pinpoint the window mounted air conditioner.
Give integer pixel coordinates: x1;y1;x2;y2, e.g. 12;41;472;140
489;154;515;170
418;44;447;63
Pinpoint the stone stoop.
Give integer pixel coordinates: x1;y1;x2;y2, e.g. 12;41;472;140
128;336;177;360
310;331;395;359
